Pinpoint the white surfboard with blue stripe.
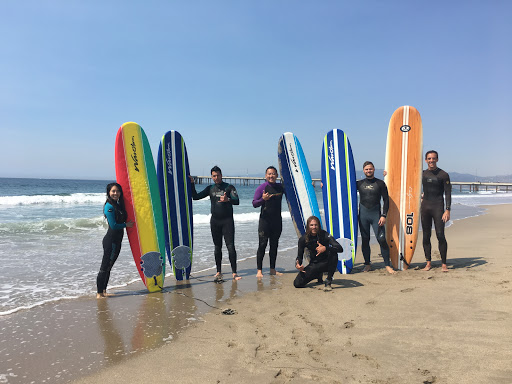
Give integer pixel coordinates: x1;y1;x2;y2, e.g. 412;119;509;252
278;132;321;237
321;129;358;274
157;131;193;280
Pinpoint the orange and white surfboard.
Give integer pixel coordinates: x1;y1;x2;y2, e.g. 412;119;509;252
384;106;423;270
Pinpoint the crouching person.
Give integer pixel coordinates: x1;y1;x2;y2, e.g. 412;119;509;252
294;216;343;291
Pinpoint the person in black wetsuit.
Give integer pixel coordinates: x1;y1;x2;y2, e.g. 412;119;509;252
294;216;343;291
357;161;394;274
252;166;284;278
421;150;451;272
190;166;241;281
97;183;133;299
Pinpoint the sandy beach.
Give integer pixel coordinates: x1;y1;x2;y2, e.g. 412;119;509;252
69;204;512;384
1;204;511;384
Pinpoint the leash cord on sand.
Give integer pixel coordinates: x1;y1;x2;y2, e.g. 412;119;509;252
170;291;237;315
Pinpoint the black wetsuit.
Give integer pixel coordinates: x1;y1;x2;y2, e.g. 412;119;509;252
294;230;342;288
97;202;127;294
357;177;390;266
253;182;284;271
421;168;451;264
192;182;240;274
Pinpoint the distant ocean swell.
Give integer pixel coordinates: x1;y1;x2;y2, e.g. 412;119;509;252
0;212;292;235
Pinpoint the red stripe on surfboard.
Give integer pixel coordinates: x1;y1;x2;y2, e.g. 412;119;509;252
115;126;145;284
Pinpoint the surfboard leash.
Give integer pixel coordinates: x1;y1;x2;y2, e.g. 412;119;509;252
170;290;237;315
399;253;410;268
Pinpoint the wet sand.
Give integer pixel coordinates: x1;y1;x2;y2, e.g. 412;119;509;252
1;205;511;383
73;204;512;384
0;257;290;383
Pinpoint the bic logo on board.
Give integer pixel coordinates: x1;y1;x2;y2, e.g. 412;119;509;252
400;125;411;132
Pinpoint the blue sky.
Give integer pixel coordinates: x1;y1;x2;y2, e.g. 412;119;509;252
1;0;511;179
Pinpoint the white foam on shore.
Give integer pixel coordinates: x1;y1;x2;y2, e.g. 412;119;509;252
0;193;105;207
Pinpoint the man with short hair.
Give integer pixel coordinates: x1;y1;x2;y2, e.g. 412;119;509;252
190;166;241;281
357;161;394;274
421;150;451;272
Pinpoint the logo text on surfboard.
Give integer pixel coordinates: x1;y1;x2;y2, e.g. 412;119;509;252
400;125;411;132
288;143;299;172
328;140;335;171
166;143;173;175
131;136;139;172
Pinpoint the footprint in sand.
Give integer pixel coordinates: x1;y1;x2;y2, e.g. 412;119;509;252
400;287;414;293
343;321;355;328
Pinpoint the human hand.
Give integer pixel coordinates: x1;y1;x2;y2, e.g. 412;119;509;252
295;260;305;272
378;216;386;226
315;241;326;256
219;192;229;202
442;210;450;223
262;192;272;201
188;175;195;184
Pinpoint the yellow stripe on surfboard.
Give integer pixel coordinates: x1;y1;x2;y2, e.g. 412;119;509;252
121;122;163;291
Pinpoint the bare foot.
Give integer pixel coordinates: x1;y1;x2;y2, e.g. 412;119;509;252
385;266;397;274
233;273;242;281
441;264;449;272
96;293;105;299
256;270;263;279
363;265;372;272
103;291;115;297
213;273;224;283
422;261;432;271
270;269;283;276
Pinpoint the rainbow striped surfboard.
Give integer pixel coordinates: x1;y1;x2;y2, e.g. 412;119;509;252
157;131;193;281
115;122;165;292
321;129;358;274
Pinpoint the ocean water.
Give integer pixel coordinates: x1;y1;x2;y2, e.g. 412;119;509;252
1;177;511;315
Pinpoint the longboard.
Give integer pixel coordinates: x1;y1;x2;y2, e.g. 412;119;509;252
278;132;321;237
115;122;165;292
157;131;193;281
384;106;423;270
321;129;358;274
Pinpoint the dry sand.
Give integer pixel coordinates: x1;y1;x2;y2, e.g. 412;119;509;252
72;204;512;384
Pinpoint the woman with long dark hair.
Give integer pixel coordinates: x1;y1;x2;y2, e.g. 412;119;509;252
96;182;133;298
294;216;342;291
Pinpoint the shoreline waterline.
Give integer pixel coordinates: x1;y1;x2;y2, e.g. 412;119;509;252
1;205;510;384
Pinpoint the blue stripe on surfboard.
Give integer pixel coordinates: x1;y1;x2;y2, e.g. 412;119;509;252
322;130;342;237
321;129;358;274
279;133;321;235
278;135;307;235
157;131;193;280
346;136;358;252
157;141;171;261
294;135;321;223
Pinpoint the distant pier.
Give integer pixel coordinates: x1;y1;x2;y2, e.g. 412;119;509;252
451;182;512;192
192;176;512;192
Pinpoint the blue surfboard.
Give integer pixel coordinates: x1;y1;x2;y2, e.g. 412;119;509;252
157;131;193;280
278;132;321;237
321;129;358;274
